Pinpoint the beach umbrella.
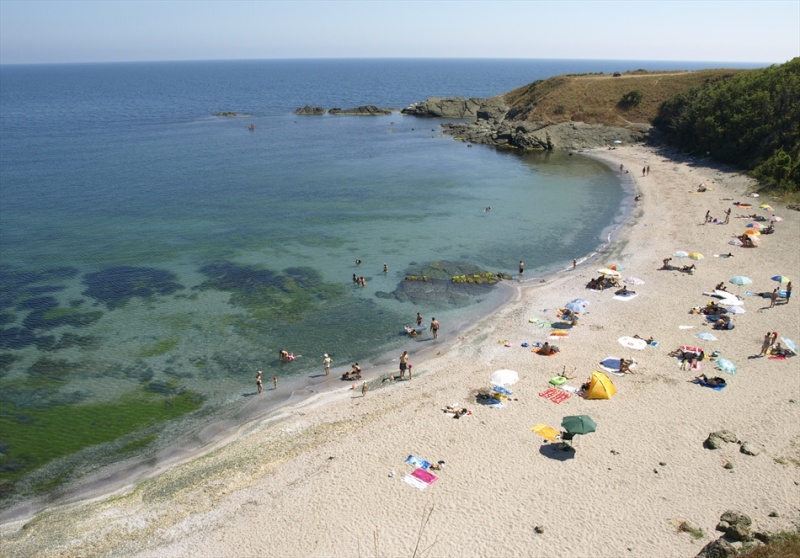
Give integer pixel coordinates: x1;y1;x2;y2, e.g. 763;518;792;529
624;276;645;285
781;338;798;355
771;275;791;283
725;305;746;315
597;268;621;277
490;369;519;386
760;204;773;211
743;229;760;236
564;302;586;314
729;276;753;286
696;332;717;341
745;222;763;230
607;264;624;271
561;415;597;436
675;251;689;258
689;252;704;260
618;336;647;351
715;358;737;374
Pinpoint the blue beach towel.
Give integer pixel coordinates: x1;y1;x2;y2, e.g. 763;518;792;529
493;386;513;396
405;455;431;470
692;379;727;391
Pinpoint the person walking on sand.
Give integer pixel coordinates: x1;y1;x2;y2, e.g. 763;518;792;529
572;259;577;270
430;317;440;339
273;374;278;390
770;288;779;308
323;354;332;376
724;208;731;224
399;350;410;379
361;382;368;397
256;370;263;394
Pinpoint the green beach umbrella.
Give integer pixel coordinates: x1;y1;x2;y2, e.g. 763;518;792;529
561;415;597;436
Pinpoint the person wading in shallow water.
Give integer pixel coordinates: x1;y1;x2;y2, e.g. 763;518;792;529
430;317;439;340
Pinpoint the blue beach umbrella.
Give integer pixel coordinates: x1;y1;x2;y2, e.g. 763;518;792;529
564;302;586;314
729;276;752;286
715;358;737;374
675;251;689;258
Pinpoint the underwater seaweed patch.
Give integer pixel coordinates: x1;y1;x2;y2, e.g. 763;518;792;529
83;266;184;309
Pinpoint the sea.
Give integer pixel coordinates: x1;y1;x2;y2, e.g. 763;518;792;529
0;58;767;517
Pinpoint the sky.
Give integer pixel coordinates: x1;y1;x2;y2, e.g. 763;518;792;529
0;0;798;65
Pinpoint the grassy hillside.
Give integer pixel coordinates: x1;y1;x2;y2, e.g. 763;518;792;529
502;69;746;126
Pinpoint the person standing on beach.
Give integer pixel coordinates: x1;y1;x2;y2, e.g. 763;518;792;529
786;281;792;304
430;317;439;340
572;259;577;270
760;332;773;356
642;166;646;176
519;260;524;279
323;354;332;376
646;165;650;175
273;375;278;390
361;382;368;397
704;210;711;223
724;208;731;224
770;288;779;308
256;370;263;394
399;350;410;379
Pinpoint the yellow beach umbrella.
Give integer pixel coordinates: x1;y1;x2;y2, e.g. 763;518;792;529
760;204;773;211
689;252;704;260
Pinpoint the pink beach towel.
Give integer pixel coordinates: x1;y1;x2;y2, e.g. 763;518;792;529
768;355;787;360
404;468;438;490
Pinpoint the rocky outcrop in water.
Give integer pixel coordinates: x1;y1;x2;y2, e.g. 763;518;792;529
294;105;327;115
328;105;392;115
294;105;393;115
214;112;240;117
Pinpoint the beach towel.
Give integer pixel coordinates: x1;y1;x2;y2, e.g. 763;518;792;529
561;385;580;394
648;341;659;347
404;468;438;491
493;386;513;396
531;424;561;442
613;292;638;301
550;391;571;404
405;455;431;470
539;388;559;399
768;355;787;360
691;379;726;391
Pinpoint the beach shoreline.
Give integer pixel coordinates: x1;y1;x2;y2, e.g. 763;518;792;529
3;142;799;558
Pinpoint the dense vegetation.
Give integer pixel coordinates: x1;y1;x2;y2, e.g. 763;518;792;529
653;58;800;192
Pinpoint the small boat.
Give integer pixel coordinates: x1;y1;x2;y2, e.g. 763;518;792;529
248;123;255;131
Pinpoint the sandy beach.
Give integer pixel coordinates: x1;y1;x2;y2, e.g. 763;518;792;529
2;143;799;558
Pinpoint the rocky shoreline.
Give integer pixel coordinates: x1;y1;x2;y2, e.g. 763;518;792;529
294;95;649;150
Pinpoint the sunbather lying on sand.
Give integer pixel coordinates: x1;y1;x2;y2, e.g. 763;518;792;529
633;335;655;344
443;406;471;418
692;374;726;387
619;359;635;374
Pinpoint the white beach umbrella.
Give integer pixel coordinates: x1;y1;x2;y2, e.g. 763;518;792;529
618;336;647;351
490;369;519;386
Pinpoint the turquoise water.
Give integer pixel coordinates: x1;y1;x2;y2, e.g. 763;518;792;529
0;59;764;513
